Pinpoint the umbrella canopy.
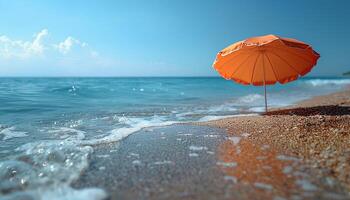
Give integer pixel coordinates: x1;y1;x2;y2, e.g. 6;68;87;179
213;34;320;112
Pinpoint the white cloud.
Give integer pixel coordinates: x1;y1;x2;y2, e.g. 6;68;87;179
30;29;48;54
0;29;118;74
54;36;88;54
0;29;96;59
0;29;48;59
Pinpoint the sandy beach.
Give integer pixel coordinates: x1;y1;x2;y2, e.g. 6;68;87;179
72;89;350;200
196;89;350;199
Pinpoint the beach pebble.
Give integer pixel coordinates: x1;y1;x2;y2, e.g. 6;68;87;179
254;182;273;190
216;161;237;168
296;179;318;191
189;153;199;157
224;176;237;183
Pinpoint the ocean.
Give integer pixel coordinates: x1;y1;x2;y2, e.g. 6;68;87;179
0;76;349;199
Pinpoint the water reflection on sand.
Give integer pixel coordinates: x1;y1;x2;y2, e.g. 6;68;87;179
216;133;347;200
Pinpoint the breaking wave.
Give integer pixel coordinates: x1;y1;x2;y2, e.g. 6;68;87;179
305;79;350;87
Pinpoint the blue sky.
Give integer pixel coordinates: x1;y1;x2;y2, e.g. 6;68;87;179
0;0;349;76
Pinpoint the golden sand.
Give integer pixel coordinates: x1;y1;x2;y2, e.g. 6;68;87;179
195;89;350;198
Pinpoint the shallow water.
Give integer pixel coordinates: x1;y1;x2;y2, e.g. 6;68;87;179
0;77;349;199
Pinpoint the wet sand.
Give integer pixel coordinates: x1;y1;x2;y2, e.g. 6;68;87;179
74;125;240;199
74;89;350;200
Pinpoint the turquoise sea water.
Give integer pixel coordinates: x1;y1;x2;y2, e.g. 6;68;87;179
0;76;349;199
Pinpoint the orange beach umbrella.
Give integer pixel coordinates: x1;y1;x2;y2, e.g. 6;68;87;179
213;34;320;112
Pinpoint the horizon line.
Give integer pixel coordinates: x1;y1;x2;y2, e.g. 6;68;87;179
0;75;346;78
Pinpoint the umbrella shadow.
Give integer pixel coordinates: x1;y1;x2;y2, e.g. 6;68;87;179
264;105;350;116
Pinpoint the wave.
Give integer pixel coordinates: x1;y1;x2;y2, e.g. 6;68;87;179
83;113;259;146
50;85;80;93
47;127;86;141
207;104;238;113
0;126;28;141
82;116;179;145
236;94;264;104
248;107;266;112
304;79;350;87
1;141;106;200
197;114;257;122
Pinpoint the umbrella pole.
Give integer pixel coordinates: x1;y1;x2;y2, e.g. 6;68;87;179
264;83;267;113
262;52;268;113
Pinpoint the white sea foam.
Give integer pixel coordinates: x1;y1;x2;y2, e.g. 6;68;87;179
207;104;238;113
206;151;214;155
305;79;350;87
189;145;208;151
197;115;235;122
198;113;258;122
99;166;106;171
203;134;219;138
96;154;110;158
1;186;107;200
129;153;139;158
0;127;28;140
176;106;237;118
216;161;237;167
248;106;266;112
178;133;193;136
40;186;107;200
132;160;142;165
82;117;178;146
237;94;263;104
1;141;106;200
79;113;258;146
48;127;86;141
153;160;174;165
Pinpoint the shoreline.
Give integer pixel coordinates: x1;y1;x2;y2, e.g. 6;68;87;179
73;88;350;200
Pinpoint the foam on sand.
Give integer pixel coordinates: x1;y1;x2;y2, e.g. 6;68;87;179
227;136;241;145
81;117;178;146
153;160;174;165
80;114;257;147
189;145;208;151
254;182;273;190
189;153;199;157
216;161;237;168
82;120;177;145
198;113;258;122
